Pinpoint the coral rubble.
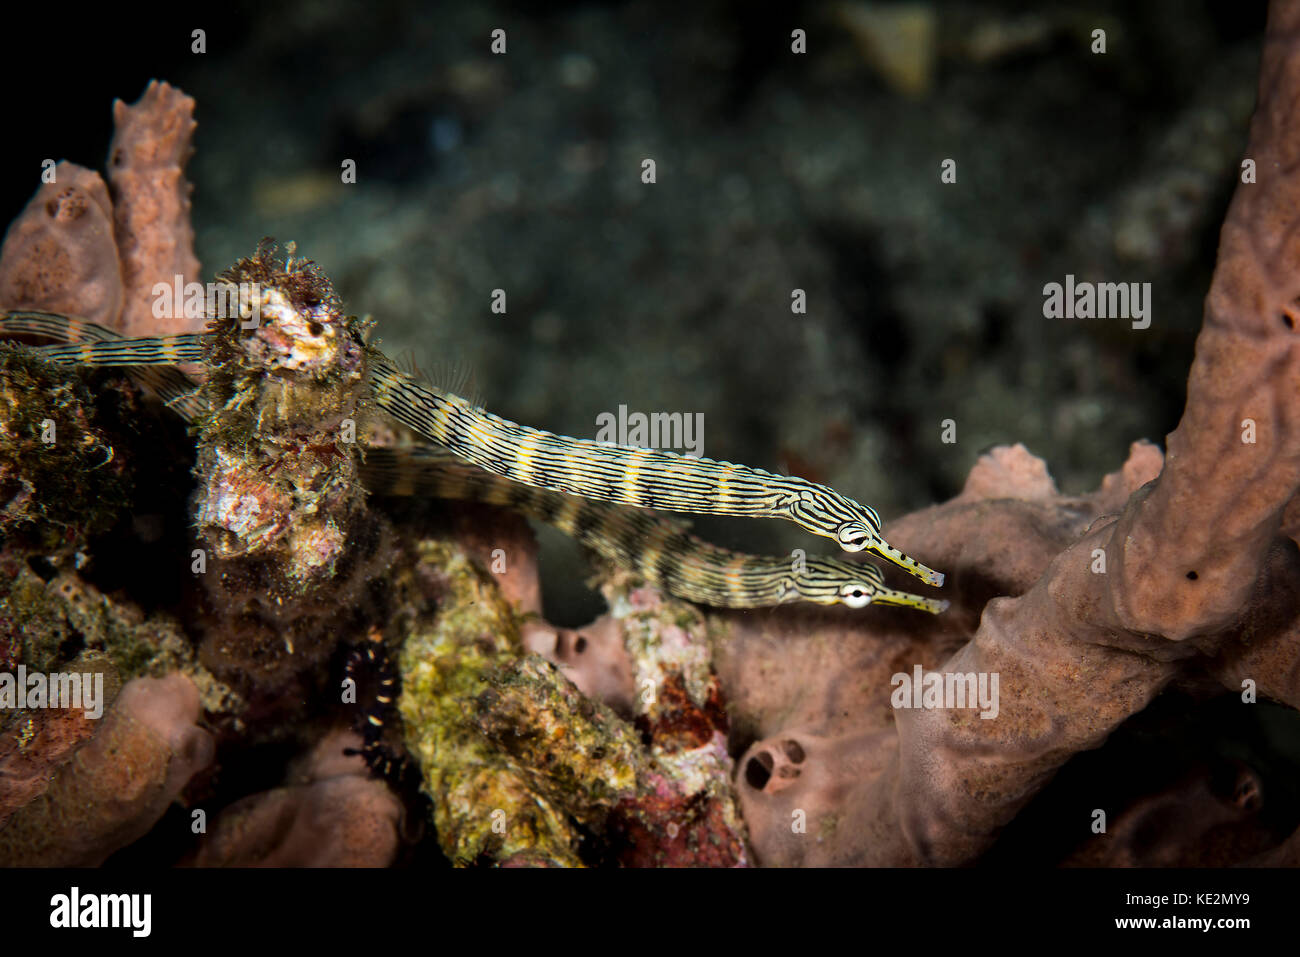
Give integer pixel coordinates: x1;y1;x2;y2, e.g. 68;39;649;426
0;346;132;554
195;243;370;591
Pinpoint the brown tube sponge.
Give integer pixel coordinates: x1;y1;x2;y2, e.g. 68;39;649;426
107;80;202;336
188;730;403;867
0;162;123;326
0;673;213;866
0;80;201;339
727;0;1300;866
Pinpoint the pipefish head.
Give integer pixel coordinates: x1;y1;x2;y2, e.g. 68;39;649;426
793;484;946;588
791;483;882;547
800;557;949;615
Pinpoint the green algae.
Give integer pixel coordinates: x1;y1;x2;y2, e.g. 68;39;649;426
397;539;580;865
398;539;658;866
0;561;237;716
476;655;645;808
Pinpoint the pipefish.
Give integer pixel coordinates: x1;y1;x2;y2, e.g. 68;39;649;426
0;308;947;612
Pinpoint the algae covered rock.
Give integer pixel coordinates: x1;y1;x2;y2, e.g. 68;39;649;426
399;537;750;867
195;241;370;593
0;346;132;555
398;539;591;866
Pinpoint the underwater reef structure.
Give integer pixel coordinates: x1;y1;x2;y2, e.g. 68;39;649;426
0;80;201;340
2;0;1300;867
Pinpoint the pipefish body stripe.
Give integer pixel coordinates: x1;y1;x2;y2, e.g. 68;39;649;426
361;446;947;613
0;311;206;419
32;334;207;365
7;311;911;610
367;354;943;586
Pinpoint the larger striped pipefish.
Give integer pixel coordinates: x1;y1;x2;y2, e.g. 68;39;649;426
1;309;947;613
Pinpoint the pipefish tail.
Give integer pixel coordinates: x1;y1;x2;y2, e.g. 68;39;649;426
0;309;947;593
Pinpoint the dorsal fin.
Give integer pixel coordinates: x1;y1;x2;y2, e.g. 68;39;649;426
392;347;483;406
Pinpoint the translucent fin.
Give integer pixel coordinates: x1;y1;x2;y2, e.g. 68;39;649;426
392;348;482;407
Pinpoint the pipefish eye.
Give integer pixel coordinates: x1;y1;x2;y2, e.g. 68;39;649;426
840;583;873;608
836;522;868;550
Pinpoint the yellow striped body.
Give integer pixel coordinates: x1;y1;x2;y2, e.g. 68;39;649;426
369;354;943;586
361;446;945;612
0;309;947;613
